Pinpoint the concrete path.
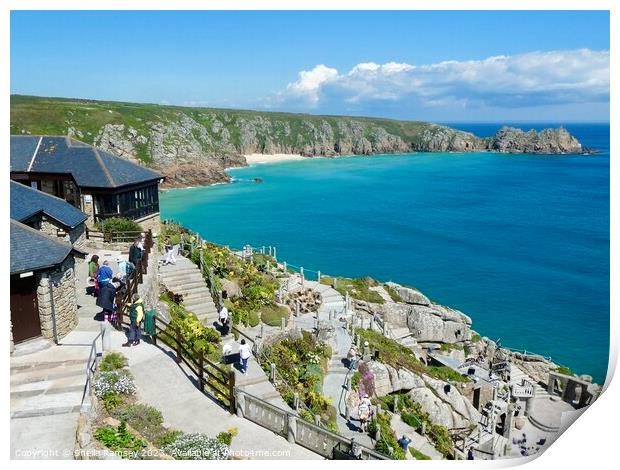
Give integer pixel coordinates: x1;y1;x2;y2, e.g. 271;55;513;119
10;248;127;459
160;255;289;409
106;330;319;459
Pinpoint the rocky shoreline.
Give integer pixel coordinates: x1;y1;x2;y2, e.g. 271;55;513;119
97;123;585;189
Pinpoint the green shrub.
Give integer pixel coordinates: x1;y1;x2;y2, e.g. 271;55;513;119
248;310;260;327
155;430;183;448
96;217;143;233
351;371;361;389
471;333;482;343
95;421;146;454
101;393;126;412
216;427;238;446
113;404;165;444
100;352;128;372
554;366;574;377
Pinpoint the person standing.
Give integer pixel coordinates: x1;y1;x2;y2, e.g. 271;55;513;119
96;279;121;320
398;435;412;452
467;447;475;460
97;260;113;287
163;241;176;266
238;339;251;375
88;255;100;279
358;394;372;433
218;303;229;335
123;293;144;347
129;238;143;267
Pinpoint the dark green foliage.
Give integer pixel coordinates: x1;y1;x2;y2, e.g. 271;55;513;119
156;430;183;448
96;217;143;233
94;421;146;454
260;304;290;327
372;412;406;460
101;393;126;412
100;352;128;372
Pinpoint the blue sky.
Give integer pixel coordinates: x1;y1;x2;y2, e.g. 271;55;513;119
10;11;610;121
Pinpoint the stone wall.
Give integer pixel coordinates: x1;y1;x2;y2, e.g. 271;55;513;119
135;212;161;235
36;256;79;340
38;216;87;248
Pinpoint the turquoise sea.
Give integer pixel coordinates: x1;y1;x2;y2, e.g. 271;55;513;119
161;123;610;384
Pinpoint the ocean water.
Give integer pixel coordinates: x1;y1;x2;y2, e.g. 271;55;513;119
160;123;610;383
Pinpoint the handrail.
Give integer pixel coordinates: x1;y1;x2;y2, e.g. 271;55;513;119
81;331;103;410
235;387;387;460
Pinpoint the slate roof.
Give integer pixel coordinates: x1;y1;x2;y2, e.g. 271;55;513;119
10;220;85;274
10;135;163;189
10;181;88;229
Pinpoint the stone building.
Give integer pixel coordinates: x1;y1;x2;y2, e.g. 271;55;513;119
10;180;88;247
10;135;164;232
10;220;86;348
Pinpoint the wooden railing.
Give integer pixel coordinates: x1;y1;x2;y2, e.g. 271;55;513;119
85;228;148;244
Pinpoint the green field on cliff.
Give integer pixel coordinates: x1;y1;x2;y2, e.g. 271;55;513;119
10;94;436;163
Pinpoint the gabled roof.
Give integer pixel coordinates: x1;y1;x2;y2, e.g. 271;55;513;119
10;181;88;229
10;220;86;274
10;135;163;190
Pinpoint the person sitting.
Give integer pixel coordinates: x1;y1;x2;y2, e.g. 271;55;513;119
97;260;113;287
163;241;176;266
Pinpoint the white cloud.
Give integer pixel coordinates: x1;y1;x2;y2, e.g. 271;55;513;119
275;49;609;111
283;64;338;104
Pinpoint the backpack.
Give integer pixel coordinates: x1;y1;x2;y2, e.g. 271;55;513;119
125;261;135;276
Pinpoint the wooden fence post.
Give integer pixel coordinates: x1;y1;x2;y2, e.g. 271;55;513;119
228;369;236;414
198;350;205;392
175;326;182;364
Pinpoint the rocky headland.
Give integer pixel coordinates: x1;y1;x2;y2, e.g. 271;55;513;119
11;95;586;188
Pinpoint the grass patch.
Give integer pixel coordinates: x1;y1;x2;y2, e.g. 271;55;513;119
554;366;575;377
410;447;431;460
471;333;482;343
384;284;404;303
260;304;289;327
100;352;128;372
320;275;385;304
355;328;469;383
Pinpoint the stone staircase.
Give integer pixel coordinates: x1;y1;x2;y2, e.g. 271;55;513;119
10;359;87;419
510;364;561;433
389;326;419;350
159;256;219;328
11;358;88;459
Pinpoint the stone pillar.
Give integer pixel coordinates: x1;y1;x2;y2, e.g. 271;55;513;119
268;246;273;257
236;391;245;417
314;415;321;426
293;392;300;411
273;247;277;261
525;387;536;416
283;261;287;272
287;413;296;443
369;316;374;330
295;301;300;317
281;317;286;331
260;324;265;339
317;271;321;283
270;363;276;382
503;403;516;438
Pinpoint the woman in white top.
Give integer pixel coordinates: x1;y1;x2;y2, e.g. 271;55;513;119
238;339;252;375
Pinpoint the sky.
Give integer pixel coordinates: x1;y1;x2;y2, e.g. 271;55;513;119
10;11;610;122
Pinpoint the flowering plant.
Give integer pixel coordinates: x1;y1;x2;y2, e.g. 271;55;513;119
94;370;136;397
162;432;229;460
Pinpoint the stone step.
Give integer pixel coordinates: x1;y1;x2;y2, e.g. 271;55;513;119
11;383;85;399
11;405;82;420
163;279;207;290
11;390;84;413
182;290;214;300
10;358;86;374
161;275;205;286
10;362;85;386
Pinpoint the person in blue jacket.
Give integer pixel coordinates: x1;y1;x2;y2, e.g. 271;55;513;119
97;260;114;287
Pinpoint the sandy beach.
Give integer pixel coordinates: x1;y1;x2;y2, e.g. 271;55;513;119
243;153;309;165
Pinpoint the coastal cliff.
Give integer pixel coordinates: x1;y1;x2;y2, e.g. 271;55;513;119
11;95;584;188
